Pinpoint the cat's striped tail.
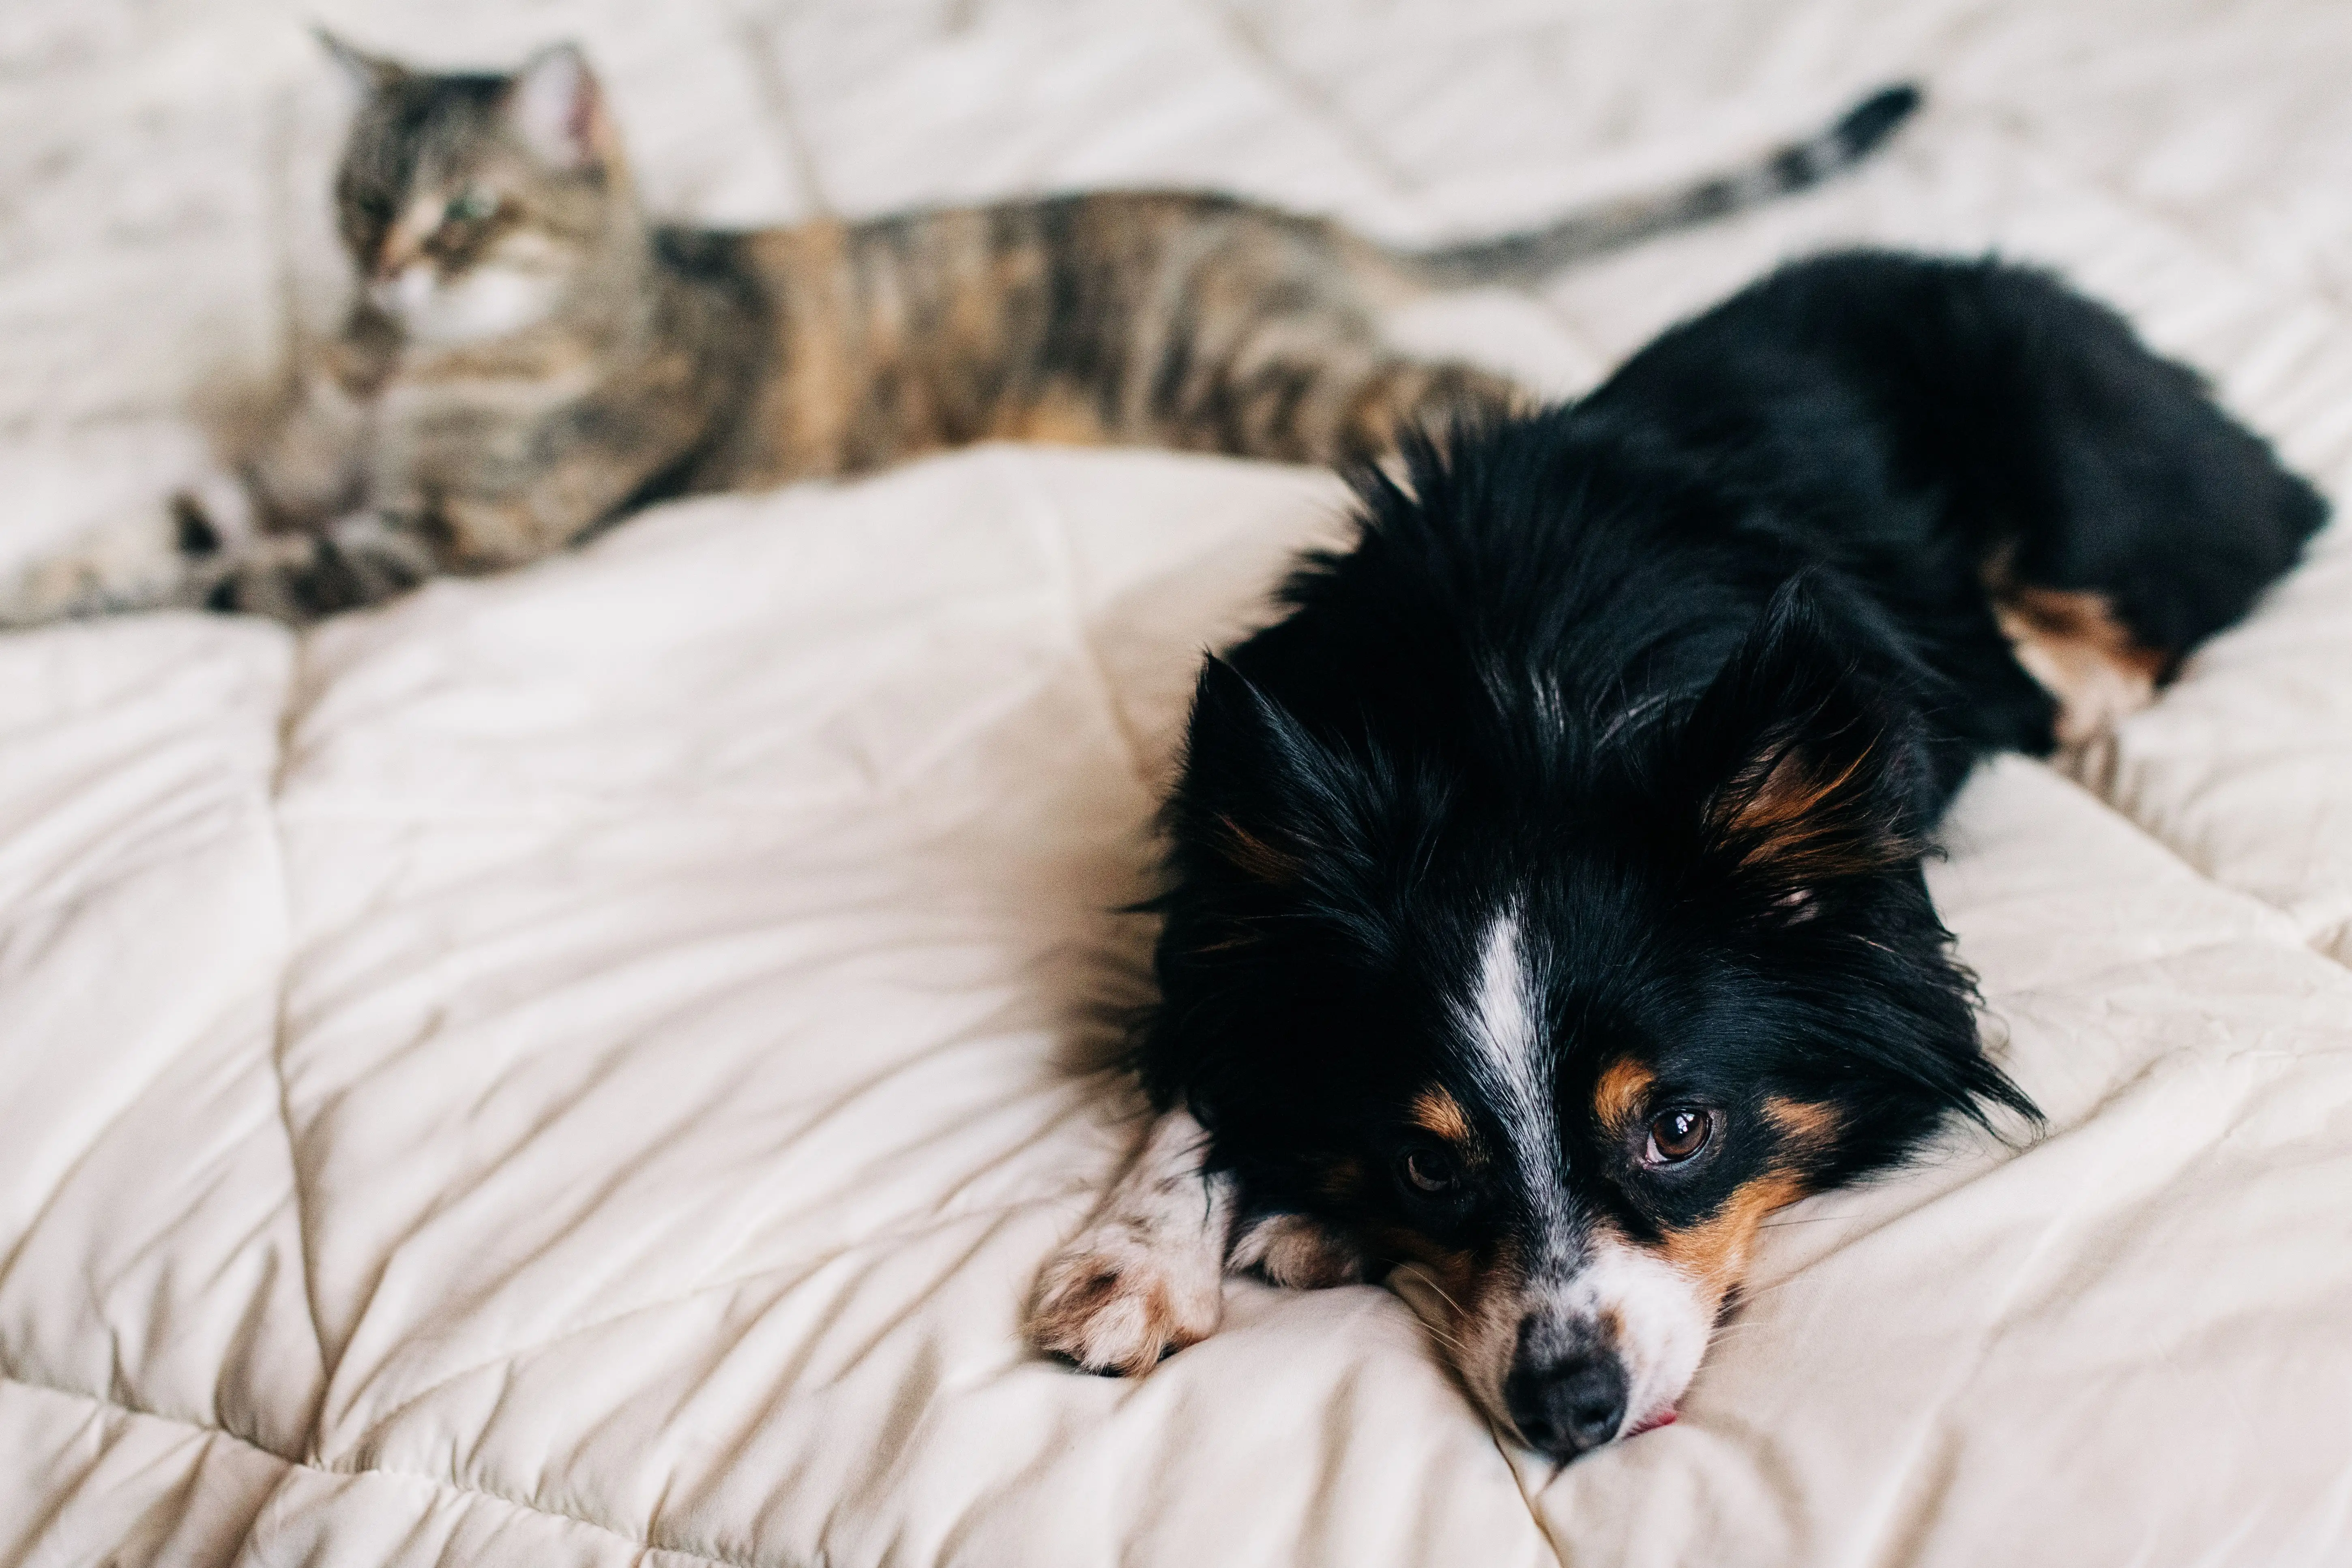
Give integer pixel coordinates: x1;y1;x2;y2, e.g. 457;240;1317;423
1371;83;1922;290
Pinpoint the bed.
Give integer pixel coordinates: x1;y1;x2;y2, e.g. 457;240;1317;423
4;1;2350;1563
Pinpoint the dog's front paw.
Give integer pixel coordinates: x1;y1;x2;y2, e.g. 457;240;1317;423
1230;1211;1365;1289
1028;1222;1225;1376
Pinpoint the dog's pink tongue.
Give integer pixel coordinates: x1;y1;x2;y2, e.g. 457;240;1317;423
1627;1408;1679;1437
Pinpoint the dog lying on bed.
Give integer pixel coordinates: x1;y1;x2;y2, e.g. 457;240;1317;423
1029;249;2325;1461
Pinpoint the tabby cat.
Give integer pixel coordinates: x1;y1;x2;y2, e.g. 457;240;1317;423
3;36;1919;624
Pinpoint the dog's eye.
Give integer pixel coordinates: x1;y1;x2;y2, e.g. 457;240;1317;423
1400;1147;1459;1195
1644;1106;1715;1167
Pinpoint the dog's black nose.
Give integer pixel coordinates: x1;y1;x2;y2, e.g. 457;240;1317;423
1505;1344;1629;1460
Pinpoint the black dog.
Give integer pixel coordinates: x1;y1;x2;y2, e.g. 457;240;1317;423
1029;251;2325;1461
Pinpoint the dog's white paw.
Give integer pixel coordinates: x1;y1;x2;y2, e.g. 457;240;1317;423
1030;1107;1236;1375
1230;1211;1365;1289
1029;1218;1226;1375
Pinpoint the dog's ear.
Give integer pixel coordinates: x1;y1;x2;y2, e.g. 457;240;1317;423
1179;655;1352;886
1680;580;1924;898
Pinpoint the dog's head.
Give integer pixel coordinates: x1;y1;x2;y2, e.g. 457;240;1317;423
1150;585;2034;1461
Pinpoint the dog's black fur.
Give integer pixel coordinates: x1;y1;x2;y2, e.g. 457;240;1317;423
1133;250;2324;1456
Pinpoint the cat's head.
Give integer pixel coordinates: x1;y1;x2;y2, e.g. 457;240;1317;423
321;32;642;346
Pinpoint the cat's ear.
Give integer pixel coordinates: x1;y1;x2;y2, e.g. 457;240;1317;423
1680;579;1926;901
314;28;400;94
507;43;609;172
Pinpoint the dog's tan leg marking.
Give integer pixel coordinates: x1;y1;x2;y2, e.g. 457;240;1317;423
1994;586;2168;746
1029;1107;1232;1375
1229;1210;1365;1289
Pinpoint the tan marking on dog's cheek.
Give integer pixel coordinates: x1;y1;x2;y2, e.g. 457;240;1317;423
1378;1229;1528;1429
1657;1169;1812;1298
1592;1058;1655;1135
1189;930;1256;955
1761;1095;1839;1152
1317;1156;1367;1205
1376;1229;1481;1308
1408;1086;1472;1145
1993;586;2168;746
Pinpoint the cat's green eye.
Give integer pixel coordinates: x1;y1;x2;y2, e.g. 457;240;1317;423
444;187;498;225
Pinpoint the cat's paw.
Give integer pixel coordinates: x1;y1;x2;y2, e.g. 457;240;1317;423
0;476;254;628
201;513;434;622
1028;1218;1225;1376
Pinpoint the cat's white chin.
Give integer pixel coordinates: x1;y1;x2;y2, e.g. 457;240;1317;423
377;264;563;346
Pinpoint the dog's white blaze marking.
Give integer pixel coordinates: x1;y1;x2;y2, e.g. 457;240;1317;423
1028;1107;1233;1375
1431;909;1714;1447
1457;908;1569;1237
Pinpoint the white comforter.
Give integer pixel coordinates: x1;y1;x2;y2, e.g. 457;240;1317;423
4;2;2350;1564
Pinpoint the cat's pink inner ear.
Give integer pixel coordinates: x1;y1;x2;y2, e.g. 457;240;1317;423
510;43;603;169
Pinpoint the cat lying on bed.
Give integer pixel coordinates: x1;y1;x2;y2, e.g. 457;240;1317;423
0;34;1918;625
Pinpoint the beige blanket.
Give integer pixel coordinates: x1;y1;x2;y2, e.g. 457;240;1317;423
3;1;2349;1563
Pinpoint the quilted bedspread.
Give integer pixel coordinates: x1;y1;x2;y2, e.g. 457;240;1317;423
4;1;2351;1564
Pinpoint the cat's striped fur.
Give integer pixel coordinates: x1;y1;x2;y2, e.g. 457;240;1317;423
2;38;1920;624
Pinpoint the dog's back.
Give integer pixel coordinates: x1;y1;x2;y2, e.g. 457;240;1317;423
1240;251;2325;808
1581;251;2328;754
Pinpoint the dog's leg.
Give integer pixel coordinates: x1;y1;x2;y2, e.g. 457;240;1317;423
1029;1106;1234;1375
1991;586;2172;747
1229;1210;1365;1289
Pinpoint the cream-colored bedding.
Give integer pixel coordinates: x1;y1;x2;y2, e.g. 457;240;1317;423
3;2;2349;1564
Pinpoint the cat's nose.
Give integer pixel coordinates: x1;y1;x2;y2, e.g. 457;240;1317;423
371;231;423;282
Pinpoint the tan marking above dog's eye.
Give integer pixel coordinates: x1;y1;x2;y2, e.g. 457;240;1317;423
1592;1057;1655;1133
1408;1085;1472;1144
